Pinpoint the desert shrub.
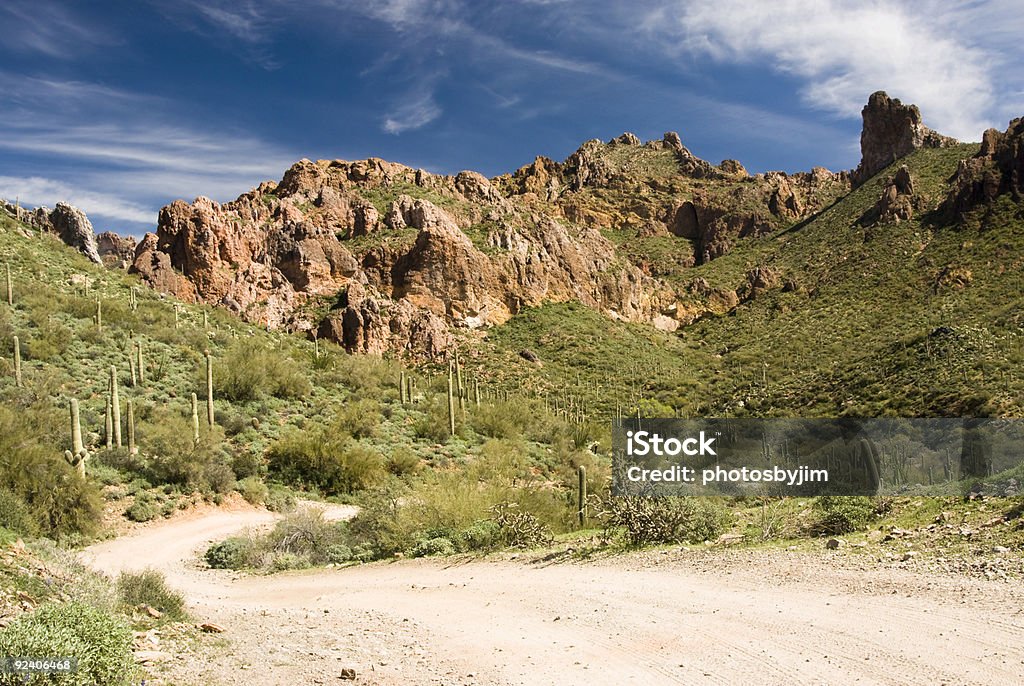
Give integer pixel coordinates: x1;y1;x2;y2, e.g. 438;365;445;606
268;429;384;495
325;544;353;563
0;488;39;537
268;552;305;571
116;570;186;620
344;482;413;558
237;476;269;506
385;446;421;476
811;496;877;535
458;519;500;551
333;399;382;438
125;496;158;523
231;448;265;480
411;536;457;557
211;339;311;401
25;320;73;361
413;396;462;442
0;602;137;686
205;537;252;569
0;406;101;538
139;412;234;492
601;496;731;546
265;484;297;512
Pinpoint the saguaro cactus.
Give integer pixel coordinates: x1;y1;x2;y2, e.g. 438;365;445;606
65;398;89;477
577;465;587;527
129;352;137;387
455;350;465;411
95;298;102;331
5;262;11;306
474;378;480;407
126;398;137;455
447;366;456;437
109;366;122;447
205;350;215;427
105;396;113;450
191;392;200;442
12;335;21;387
203;310;209;330
136;340;145;385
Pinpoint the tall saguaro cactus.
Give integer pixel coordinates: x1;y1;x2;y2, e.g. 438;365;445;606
136;340;145;385
191;392;200;443
205;349;215;427
577;465;587;528
454;350;464;411
126;398;137;455
95;298;102;331
105;396;113;450
400;371;408;405
447;365;456;437
5;262;11;306
65;398;89;477
109;366;122;447
12;335;21;387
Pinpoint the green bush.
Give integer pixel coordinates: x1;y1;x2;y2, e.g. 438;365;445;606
812;496;877;535
211;339;311;401
385;447;421;476
116;570;186;620
205;537;252;570
411;536;457;557
325;544;353;564
125;496;158;523
268;429;384;495
0;602;138;686
0;489;39;537
603;496;732;546
333;399;382;439
237;476;269;506
139;411;234;492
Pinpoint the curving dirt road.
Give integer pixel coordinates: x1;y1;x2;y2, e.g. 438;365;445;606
82;505;1024;685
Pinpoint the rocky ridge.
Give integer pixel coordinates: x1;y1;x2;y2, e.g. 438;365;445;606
121;91;982;358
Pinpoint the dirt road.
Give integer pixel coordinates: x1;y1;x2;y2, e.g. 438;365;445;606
82;506;1024;685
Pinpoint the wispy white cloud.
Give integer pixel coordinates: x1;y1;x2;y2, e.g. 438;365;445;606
0;72;302;233
0;176;154;225
0;0;114;58
645;0;1017;141
383;89;443;134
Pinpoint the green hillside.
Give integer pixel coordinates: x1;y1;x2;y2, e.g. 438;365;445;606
476;145;1024;419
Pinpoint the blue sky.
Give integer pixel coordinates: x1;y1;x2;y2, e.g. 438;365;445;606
1;0;1022;237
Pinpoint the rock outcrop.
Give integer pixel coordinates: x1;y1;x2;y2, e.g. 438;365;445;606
862;165;916;225
1;201;103;264
130;153;664;357
96;232;137;268
853;91;957;186
944;117;1024;217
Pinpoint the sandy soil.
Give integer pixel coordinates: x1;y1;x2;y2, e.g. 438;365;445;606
81;506;1024;685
